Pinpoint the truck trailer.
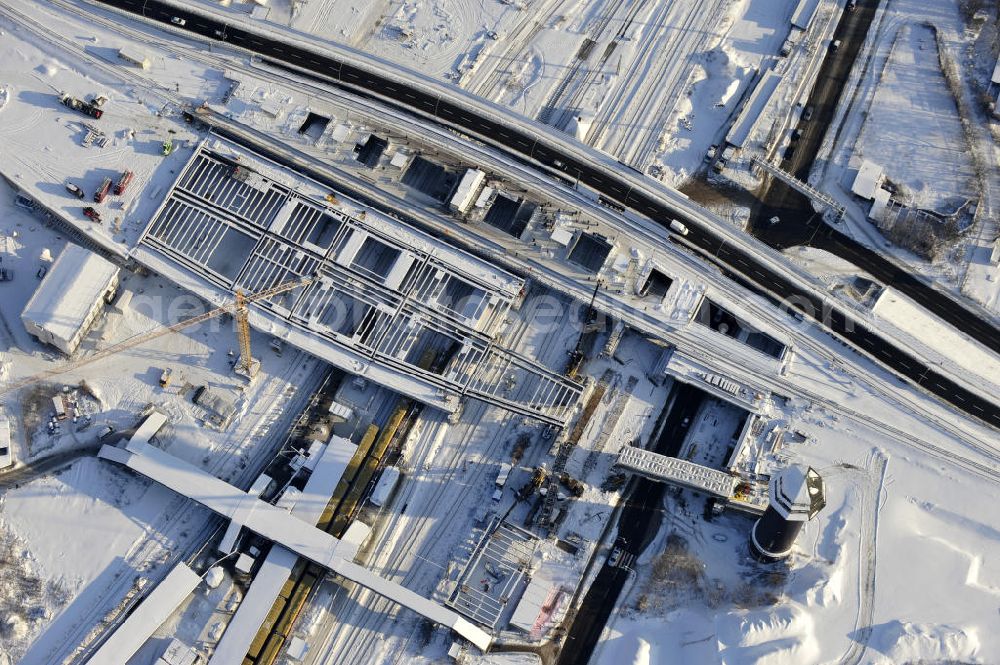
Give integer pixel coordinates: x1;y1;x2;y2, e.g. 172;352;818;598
114;170;134;195
94;177;112;203
60;94;103;119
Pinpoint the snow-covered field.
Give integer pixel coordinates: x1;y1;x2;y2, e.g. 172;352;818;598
593;398;1000;665
856;23;976;213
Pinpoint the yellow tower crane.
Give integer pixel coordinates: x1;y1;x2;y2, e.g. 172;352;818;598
234;288;257;380
0;276;313;397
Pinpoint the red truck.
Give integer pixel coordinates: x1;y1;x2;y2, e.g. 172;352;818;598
94;177;112;203
83;206;102;222
113;170;134;195
60;94;103;119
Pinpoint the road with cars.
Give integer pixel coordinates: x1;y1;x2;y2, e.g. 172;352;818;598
93;0;1000;431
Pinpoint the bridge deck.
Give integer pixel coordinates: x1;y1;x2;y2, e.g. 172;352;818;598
98;442;492;651
616;446;736;498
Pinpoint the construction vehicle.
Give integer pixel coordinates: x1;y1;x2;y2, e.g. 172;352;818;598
82;206;102;222
94;177;112;203
565;281;601;379
159;368;173;388
113;170;134;195
0;276;314;398
66;182;85;199
60;94;103;119
161;138;174;155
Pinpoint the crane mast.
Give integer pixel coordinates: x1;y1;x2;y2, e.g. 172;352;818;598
234;289;257;380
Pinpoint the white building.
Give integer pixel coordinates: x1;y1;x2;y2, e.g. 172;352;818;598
851;160;885;200
0;416;12;470
21;244;119;355
118;47;150;70
449;168;486;214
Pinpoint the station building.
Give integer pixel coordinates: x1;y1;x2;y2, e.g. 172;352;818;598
21;244;119;355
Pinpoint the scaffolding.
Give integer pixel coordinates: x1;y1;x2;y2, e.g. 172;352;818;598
136;140;582;425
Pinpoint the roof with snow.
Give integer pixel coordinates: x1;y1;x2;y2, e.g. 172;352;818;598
134;137;580;426
510;568;557;635
769;465;825;520
790;0;821;30
869;187;892;222
20;244;118;344
99;440;493;651
726;69;782;149
87;562;201;665
852;161;885;200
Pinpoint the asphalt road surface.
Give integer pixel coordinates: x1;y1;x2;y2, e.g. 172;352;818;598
0;443;103;489
556;382;706;665
93;0;1000;429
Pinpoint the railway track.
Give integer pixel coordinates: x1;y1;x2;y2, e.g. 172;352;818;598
583;0;680;150
50;0;1000;440
596;0;721;167
469;0;569;100
538;0;645;129
311;294;575;664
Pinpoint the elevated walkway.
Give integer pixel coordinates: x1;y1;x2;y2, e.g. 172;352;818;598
209;436;358;663
98;442;492;651
615;446;769;514
615;446;736;498
750;155;845;221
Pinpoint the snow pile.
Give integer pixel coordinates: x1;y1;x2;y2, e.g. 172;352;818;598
715;603;821;665
629;637;652;665
869;620;980;664
36;59;61;77
656;43;754;186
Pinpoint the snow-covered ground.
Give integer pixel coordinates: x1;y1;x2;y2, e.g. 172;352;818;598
174;0;809;186
0;2;208;256
0;173;325;661
0;2;999;665
812;0;1000;315
856;23;976;212
592;393;1000;665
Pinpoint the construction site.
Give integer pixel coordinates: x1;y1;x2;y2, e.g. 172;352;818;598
0;89;801;664
3;1;1000;665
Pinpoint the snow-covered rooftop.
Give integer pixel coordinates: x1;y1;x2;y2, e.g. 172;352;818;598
20;244;119;347
851;160;884;200
726;70;783;149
